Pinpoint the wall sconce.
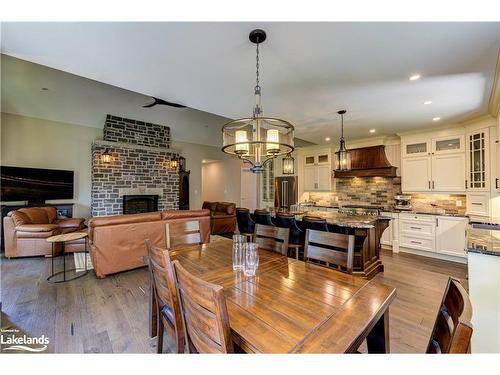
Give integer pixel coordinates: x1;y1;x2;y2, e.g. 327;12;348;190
166;156;180;171
101;149;112;164
282;153;295;175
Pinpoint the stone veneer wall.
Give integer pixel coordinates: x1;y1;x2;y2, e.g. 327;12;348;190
91;115;179;216
309;177;402;209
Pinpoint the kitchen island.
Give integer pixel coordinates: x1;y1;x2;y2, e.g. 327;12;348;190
288;210;392;279
467;226;500;353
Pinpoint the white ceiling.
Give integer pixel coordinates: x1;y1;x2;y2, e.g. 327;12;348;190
1;22;500;144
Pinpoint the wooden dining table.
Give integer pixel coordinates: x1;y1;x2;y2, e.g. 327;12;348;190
149;236;396;353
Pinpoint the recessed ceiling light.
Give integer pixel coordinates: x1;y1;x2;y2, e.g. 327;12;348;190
432;117;441;122
324;137;331;141
423;100;432;105
369;129;376;134
409;74;421;81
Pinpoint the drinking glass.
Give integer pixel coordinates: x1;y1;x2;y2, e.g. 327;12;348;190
244;242;259;277
232;234;246;271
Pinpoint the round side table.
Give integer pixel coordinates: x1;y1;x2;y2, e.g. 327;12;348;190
46;232;89;283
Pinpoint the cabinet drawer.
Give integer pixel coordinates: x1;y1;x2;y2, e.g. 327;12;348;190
466;192;490;216
399;213;436;223
400;219;435;236
400;234;435;252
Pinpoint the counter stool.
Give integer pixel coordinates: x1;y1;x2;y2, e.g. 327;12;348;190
274;213;304;260
236;208;255;241
302;216;329;232
253;209;275;226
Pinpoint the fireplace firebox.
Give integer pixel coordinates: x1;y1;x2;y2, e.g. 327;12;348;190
123;195;159;214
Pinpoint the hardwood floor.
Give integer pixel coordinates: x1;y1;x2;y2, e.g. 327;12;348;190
0;248;467;353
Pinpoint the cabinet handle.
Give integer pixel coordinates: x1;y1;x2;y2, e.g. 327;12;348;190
436;218;438;227
465;180;468;189
496;178;499;189
471;202;483;206
410;226;422;230
428;181;431;189
410;240;422;244
432;181;435;189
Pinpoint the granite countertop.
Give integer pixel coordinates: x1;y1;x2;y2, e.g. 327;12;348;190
292;210;392;229
466;227;500;257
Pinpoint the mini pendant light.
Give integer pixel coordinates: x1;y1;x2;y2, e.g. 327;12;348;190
335;110;351;171
282;153;295;175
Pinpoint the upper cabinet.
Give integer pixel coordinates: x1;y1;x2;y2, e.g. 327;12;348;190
466;128;490;191
301;148;332;192
401;134;466;193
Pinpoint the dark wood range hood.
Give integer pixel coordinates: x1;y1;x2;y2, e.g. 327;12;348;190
334;145;397;178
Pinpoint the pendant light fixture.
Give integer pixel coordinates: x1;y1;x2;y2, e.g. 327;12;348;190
335;110;351;171
222;29;295;173
282;153;295;175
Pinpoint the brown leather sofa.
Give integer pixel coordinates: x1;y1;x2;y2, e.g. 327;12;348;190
201;201;236;235
3;207;85;258
88;209;210;278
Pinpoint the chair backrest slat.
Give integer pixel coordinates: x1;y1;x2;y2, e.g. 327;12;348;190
173;260;234;354
426;277;473;354
304;229;355;273
166;220;202;249
254;224;289;255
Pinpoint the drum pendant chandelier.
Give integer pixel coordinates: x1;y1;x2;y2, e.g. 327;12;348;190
221;29;295;173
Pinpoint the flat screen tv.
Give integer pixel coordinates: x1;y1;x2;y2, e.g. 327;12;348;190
1;166;74;202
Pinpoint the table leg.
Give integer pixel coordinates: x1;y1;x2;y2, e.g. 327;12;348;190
51;242;55;276
63;242;66;282
366;309;390;353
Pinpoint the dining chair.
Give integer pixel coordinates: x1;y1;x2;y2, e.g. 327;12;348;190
274;213;304;260
302;215;329;232
165;220;203;249
253;209;275;226
304;229;355;273
426;277;473;354
254;223;290;256
172;260;234;353
145;240;186;353
236;208;255;241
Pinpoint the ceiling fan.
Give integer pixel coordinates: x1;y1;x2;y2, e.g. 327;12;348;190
142;97;186;108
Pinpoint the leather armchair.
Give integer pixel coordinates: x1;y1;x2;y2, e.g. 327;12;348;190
202;201;236;235
3;207;85;258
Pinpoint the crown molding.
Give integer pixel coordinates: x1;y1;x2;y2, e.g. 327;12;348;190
489;50;500;117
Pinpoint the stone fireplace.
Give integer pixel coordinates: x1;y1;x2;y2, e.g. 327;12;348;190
123;195;159;214
91;115;180;216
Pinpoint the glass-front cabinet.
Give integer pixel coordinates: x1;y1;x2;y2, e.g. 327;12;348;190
432;135;464;154
466;129;489;191
402;140;430;157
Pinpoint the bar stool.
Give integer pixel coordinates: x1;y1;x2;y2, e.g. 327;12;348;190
253;209;275;226
274;213;304;260
302;216;329;232
236;208;255;241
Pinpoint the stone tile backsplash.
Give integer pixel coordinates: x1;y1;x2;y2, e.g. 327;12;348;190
305;177;466;214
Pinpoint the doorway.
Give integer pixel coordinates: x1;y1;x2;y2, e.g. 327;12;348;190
240;167;258;211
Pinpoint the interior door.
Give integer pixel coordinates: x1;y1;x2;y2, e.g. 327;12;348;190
402;156;431;192
240;168;257;210
432;154;466;192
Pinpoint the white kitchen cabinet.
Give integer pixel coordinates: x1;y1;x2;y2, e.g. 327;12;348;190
399;213;436;253
432;153;466;191
436;216;467;258
401;132;466;193
466;128;490;191
401;157;432;192
301;149;332;192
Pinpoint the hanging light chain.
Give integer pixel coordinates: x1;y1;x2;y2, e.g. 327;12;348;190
253;41;262;118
